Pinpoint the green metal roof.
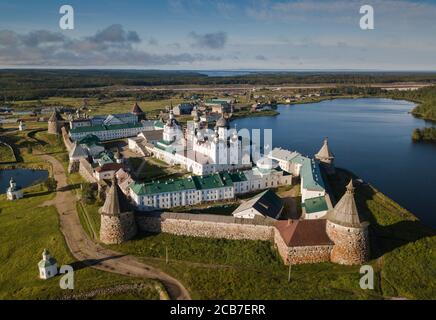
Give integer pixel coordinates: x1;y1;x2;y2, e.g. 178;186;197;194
228;171;247;182
155;141;176;154
301;158;325;192
79;134;102;147
303;196;328;214
130;172;235;196
130;178;197;196
96;151;115;165
70;122;143;134
154;120;164;129
289;154;307;165
193;172;233;190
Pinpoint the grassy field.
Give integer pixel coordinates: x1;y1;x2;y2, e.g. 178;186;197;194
3;111;434;300
108;169;435;300
0;144;16;163
11;97;184;119
0;126;161;300
0;183;159;300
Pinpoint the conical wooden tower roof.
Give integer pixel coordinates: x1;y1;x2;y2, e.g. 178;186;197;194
101;178;130;215
327;180;364;228
132;102;144;115
49;110;62;122
316;138;334;159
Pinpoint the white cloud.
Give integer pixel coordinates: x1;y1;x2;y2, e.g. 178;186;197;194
0;25;222;67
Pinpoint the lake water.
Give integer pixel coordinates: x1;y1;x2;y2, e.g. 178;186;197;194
233;98;436;228
0;169;49;194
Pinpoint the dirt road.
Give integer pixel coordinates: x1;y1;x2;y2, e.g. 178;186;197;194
39;153;191;300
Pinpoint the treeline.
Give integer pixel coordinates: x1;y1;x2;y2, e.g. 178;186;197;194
412;127;436;142
382;86;436;121
2;69;436;101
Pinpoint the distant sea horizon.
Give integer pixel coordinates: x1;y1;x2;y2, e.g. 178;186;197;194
1;67;436;75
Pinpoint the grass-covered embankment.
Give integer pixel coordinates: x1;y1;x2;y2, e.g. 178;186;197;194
109;169;435;300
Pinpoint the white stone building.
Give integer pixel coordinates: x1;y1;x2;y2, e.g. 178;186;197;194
38;249;58;280
6;178;23;201
18;121;26;131
130;161;292;212
70;122;148;141
129;109;250;176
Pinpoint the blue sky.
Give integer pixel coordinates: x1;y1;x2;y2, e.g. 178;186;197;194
0;0;436;70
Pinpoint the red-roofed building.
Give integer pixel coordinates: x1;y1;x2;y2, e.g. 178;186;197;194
274;219;334;265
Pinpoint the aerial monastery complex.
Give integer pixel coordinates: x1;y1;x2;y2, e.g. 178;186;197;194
46;101;370;266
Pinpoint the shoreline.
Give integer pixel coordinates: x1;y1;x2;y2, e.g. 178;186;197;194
232;97;435;229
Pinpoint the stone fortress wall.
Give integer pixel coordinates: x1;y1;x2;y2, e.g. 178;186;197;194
273;229;333;265
57;110;369;267
100;211;137;244
136;212;276;241
326;221;370;265
78;158;97;183
137;212;337;265
61;127;73;153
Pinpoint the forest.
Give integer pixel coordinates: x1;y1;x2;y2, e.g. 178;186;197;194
2;69;436;101
412;128;436;142
384;86;436;121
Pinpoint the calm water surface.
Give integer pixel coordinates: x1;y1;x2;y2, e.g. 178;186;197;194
234;98;436;228
0;169;49;194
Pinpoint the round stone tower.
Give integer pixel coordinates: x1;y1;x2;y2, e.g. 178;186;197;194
132;102;146;121
48;110;62;135
99;177;137;244
326;180;370;265
315;138;335;175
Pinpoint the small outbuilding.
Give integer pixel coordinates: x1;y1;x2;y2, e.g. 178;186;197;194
18;121;26;131
38;249;58;280
6;177;23;201
233;189;284;220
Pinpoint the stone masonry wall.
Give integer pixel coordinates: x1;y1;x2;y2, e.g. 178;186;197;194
136;213;275;241
326;221;370;265
61;127;73;152
274;228;291;264
100;212;137;244
288;245;333;265
79;159;97;183
48;121;60;135
274;228;332;265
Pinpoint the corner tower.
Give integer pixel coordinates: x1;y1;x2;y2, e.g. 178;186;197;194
326;180;370;265
99;178;137;244
48;110;63;135
132;102;146;121
315;138;335;175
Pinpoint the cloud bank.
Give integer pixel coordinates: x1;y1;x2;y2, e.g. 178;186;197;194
189;31;228;49
0;25;221;67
